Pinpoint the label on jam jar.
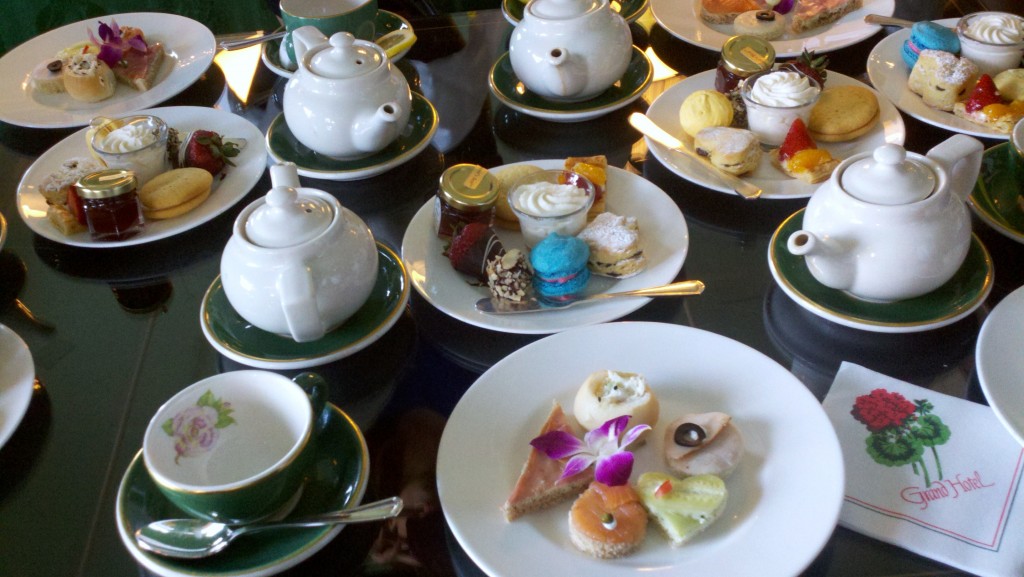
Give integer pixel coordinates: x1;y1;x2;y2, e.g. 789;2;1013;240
434;164;498;239
715;35;776;94
75;169;145;241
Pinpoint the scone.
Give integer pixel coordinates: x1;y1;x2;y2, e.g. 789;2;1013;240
491;164;542;230
694;127;761;175
808;85;880;142
39;157;104;204
908;49;979;111
576;212;646;278
63;53;116;102
564;155;607;220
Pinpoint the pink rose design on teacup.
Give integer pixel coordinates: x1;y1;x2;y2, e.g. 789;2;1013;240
161;390;236;464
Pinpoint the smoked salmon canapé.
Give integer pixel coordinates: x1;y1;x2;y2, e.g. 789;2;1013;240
569;482;648;558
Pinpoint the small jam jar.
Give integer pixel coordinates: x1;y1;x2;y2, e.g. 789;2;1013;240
75;169;144;241
715;35;776;94
434;164;498;239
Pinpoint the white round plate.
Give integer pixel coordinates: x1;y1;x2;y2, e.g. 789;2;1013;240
651;0;893;57
646;69;905;199
437;321;845;577
0;13;215;129
867;18;1012;140
16;106;266;248
0;324;34;450
400;161;689;334
977;285;1024;446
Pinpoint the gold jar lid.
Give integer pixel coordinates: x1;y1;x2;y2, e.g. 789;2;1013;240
721;34;776;77
438;164;498;211
75;169;137;199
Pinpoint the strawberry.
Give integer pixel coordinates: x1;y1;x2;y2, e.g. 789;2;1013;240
66;187;86;225
444;222;504;282
964;74;1001;113
779;49;829;87
183;130;240;176
778;117;816;163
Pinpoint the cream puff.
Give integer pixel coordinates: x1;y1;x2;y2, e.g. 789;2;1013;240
573;370;659;435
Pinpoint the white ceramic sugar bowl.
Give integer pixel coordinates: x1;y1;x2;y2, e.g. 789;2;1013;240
221;163;378;342
283;28;411;159
787;136;984;302
508;0;632;102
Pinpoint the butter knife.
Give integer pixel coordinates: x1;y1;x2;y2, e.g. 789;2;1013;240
476;280;705;314
628;113;762;199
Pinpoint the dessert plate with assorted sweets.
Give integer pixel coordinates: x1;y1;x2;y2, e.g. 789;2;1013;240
117;402;369;577
976;284;1024;447
260;10;415;79
437;321;844;576
401;158;688;334
652;0;893;57
645;68;904;199
0;13;215;129
768;209;994;333
264;93;437;181
16;106;265;248
0;324;34;451
867;17;1024;140
488;47;653;123
501;0;648;25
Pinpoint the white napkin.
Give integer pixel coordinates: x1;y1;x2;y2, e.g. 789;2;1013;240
822;362;1024;577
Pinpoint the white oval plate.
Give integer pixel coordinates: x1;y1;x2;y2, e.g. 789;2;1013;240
0;324;34;450
977;285;1024;446
16;106;266;248
0;13;215;129
651;0;893;57
400;161;689;334
867;18;1012;141
438;321;845;577
645;69;906;199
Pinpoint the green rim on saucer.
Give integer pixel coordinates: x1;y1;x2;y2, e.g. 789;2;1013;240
265;93;436;178
203;243;408;364
489;46;652;115
263;10;412;74
770;210;993;329
118;403;368;575
503;0;648;23
968;142;1024;244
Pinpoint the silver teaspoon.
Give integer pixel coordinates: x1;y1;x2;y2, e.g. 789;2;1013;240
135;496;403;559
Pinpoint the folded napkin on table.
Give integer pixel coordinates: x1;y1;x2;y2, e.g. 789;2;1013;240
822;362;1024;577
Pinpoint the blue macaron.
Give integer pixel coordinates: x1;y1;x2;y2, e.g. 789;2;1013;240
902;21;960;69
529;233;591;301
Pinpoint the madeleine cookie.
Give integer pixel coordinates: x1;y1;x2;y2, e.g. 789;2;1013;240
491;164;542;230
694;127;761;175
139;167;213;220
577;212;646;278
808;85;880;142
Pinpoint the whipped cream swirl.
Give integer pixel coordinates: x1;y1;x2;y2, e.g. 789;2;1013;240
102;123;160;153
965;14;1024;45
749;71;819;107
513;182;589;217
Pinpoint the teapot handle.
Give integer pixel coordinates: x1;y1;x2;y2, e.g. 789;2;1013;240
277;264;325;343
926;134;984;202
291;26;329;65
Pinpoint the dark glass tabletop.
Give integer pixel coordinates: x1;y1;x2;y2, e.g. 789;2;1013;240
0;1;1021;576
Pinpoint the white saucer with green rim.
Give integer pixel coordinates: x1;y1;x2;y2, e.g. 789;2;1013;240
265;92;437;181
260;10;414;79
488;46;652;123
501;0;649;25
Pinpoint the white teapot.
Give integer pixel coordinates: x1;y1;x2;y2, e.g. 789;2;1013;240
508;0;632;102
787;136;984;302
221;163;378;342
283;28;411;159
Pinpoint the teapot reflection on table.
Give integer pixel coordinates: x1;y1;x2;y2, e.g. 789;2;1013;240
787;136;984;302
220;163;378;343
508;0;632;102
283;27;411;159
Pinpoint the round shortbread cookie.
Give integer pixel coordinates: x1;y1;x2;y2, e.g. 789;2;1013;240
994;69;1024;102
808;85;880;142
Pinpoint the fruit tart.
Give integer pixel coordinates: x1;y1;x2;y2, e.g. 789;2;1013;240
769;118;840;184
953;74;1024;134
563;155;607;220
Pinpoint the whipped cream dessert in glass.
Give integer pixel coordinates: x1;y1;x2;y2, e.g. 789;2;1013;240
89;115;171;187
509;169;595;247
741;69;821;146
957;12;1024;77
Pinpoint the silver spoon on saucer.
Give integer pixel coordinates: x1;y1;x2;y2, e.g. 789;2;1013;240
135;496;403;559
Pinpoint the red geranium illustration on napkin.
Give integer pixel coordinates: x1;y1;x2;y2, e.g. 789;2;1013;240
852;388;951;486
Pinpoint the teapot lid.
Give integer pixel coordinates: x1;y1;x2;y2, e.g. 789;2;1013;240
245;184;334;248
840;144;937;205
308;32;382;79
529;0;602;19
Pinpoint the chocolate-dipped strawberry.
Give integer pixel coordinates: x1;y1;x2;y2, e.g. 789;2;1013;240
445;222;505;282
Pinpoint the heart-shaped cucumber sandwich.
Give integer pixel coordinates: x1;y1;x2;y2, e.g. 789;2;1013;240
635;471;727;547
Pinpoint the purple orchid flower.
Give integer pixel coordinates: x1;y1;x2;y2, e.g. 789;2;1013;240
772;0;795;15
530;415;650;486
88;19;148;68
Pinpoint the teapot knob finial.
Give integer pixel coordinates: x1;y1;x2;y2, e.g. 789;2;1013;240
329;32;356;52
874;143;905;166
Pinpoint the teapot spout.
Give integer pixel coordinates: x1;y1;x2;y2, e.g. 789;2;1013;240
787;230;855;291
351;103;403;155
541;48;586;99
